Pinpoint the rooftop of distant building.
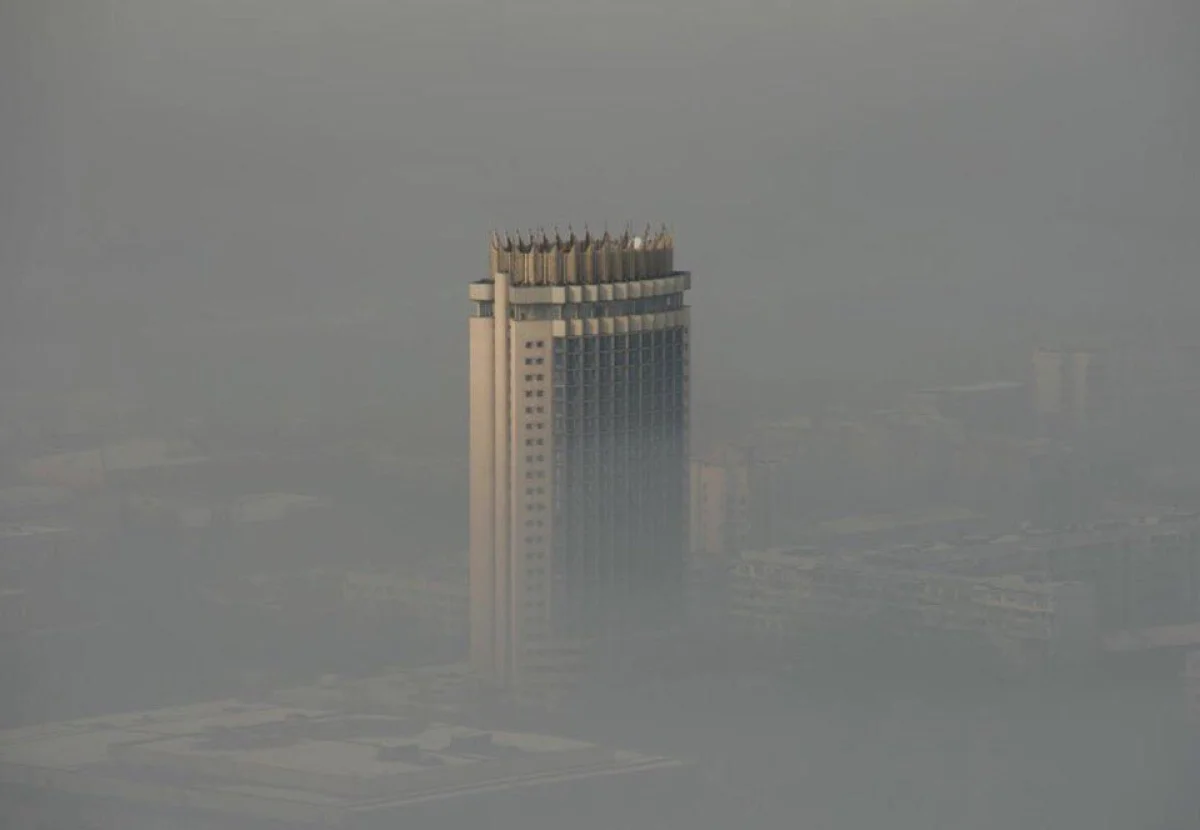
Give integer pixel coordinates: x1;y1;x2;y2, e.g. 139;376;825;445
916;381;1026;394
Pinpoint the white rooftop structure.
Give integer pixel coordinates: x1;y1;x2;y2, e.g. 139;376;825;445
0;699;688;827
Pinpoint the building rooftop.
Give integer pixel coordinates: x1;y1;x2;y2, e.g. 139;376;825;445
916;381;1025;394
25;439;210;486
487;225;678;286
0;698;686;825
0;524;71;540
816;506;985;538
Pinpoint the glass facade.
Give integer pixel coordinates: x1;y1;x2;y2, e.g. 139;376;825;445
551;327;688;636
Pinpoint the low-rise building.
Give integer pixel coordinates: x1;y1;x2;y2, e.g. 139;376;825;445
0;698;692;829
701;546;1098;666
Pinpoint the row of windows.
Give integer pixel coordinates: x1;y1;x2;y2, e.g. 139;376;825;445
557;501;684;519
555;364;685;382
554;386;686;404
558;489;683;506
523;373;545;382
524;389;545;398
554;330;685;352
524;356;545;366
525;405;545;414
556;381;684;398
556;353;686;372
553;430;684;447
554;415;686;432
554;387;686;405
524;340;546;349
555;448;685;465
556;352;685;374
558;420;686;434
554;392;686;411
555;446;686;463
509;293;685;321
555;386;685;402
556;457;685;478
554;396;686;414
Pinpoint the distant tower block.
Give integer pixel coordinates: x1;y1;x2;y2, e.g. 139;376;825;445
1032;347;1106;437
468;226;691;690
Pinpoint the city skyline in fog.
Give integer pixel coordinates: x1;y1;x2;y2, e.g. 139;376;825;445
2;2;1199;828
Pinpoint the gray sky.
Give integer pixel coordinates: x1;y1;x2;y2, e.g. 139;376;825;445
2;0;1197;449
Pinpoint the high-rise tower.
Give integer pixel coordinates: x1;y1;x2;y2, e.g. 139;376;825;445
468;226;690;689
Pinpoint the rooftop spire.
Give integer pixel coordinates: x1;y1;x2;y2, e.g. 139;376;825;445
488;223;676;283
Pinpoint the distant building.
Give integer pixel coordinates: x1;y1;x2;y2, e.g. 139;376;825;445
702;546;1098;667
469;227;690;691
690;446;775;556
870;514;1200;650
1032;347;1107;436
907;380;1030;436
24;438;209;489
812;506;988;550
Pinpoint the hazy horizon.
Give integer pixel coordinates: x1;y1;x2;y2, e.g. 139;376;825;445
4;0;1198;455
